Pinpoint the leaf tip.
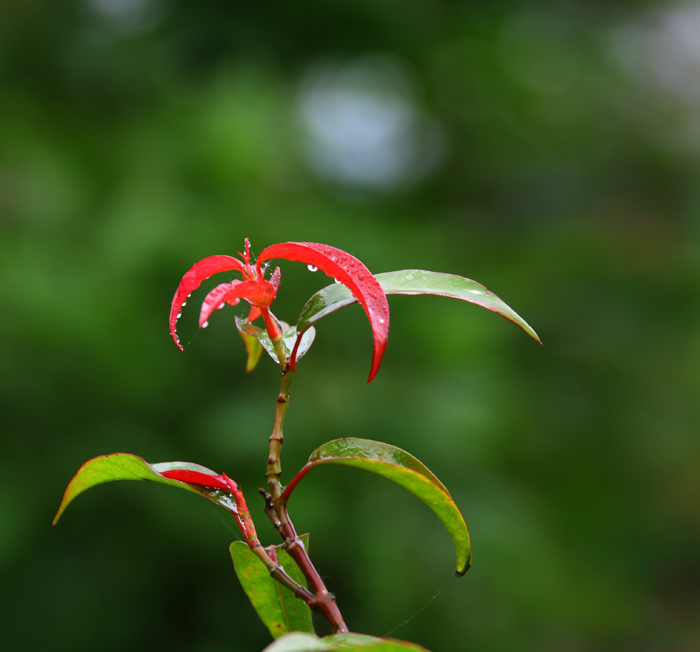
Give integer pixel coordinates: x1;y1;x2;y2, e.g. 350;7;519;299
52;500;68;527
456;557;472;577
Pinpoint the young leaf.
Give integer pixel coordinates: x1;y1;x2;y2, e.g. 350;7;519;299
230;534;314;639
53;454;239;526
170;255;246;350
262;632;432;651
257;243;390;382
199;279;277;328
239;329;264;372
283;439;471;576
235;316;316;365
297;269;540;344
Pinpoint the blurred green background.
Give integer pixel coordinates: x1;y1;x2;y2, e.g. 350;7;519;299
3;1;700;651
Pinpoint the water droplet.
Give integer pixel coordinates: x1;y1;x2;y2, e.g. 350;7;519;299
307;265;318;272
358;274;365;281
176;312;182;319
218;303;225;310
187;293;192;298
334;278;341;284
182;301;186;307
202;321;209;328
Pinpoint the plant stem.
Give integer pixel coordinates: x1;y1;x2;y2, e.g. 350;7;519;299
222;474;314;602
263;369;349;634
277;500;348;632
267;369;294;502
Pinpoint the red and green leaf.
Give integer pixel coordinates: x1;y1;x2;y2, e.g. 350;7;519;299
239;329;265;372
170;255;246;350
257;243;389;382
283;438;471;576
53;453;239;526
297;269;540;344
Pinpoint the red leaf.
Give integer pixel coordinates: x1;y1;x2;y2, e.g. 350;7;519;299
257;242;390;382
199;279;277;328
170;255;246;350
160;469;229;490
269;266;281;291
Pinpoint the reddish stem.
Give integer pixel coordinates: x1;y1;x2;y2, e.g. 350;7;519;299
262;369;348;633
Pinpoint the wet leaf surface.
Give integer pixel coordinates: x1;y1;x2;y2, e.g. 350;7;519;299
258;243;390;381
170;255;246;350
53;453;239;525
297;269;540;344
235;316;315;365
284;438;471;576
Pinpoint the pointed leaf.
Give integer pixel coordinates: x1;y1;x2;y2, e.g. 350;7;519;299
239;329;264;372
53;454;239;526
257;243;389;382
170;255;246;350
230;534;313;639
297;269;540;344
283;439;471;576
235;316;316;365
262;632;432;651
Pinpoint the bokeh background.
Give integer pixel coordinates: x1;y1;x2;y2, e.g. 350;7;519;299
3;1;700;651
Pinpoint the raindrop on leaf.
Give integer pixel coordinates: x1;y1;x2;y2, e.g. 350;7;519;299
307;265;318;272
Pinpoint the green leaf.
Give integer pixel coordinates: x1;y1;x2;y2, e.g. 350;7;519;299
53;453;239;526
284;439;471;576
262;632;432;651
239;329;264;372
230;534;314;639
297;269;540;343
235;316;316;364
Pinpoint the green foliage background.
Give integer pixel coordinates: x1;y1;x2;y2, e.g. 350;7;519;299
2;1;700;650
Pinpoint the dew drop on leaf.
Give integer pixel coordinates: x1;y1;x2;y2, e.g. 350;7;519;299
307;265;318;272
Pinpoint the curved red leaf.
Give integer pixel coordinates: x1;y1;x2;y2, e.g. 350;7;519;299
170;255;246;350
257;242;389;382
199;279;277;328
160;468;229;490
